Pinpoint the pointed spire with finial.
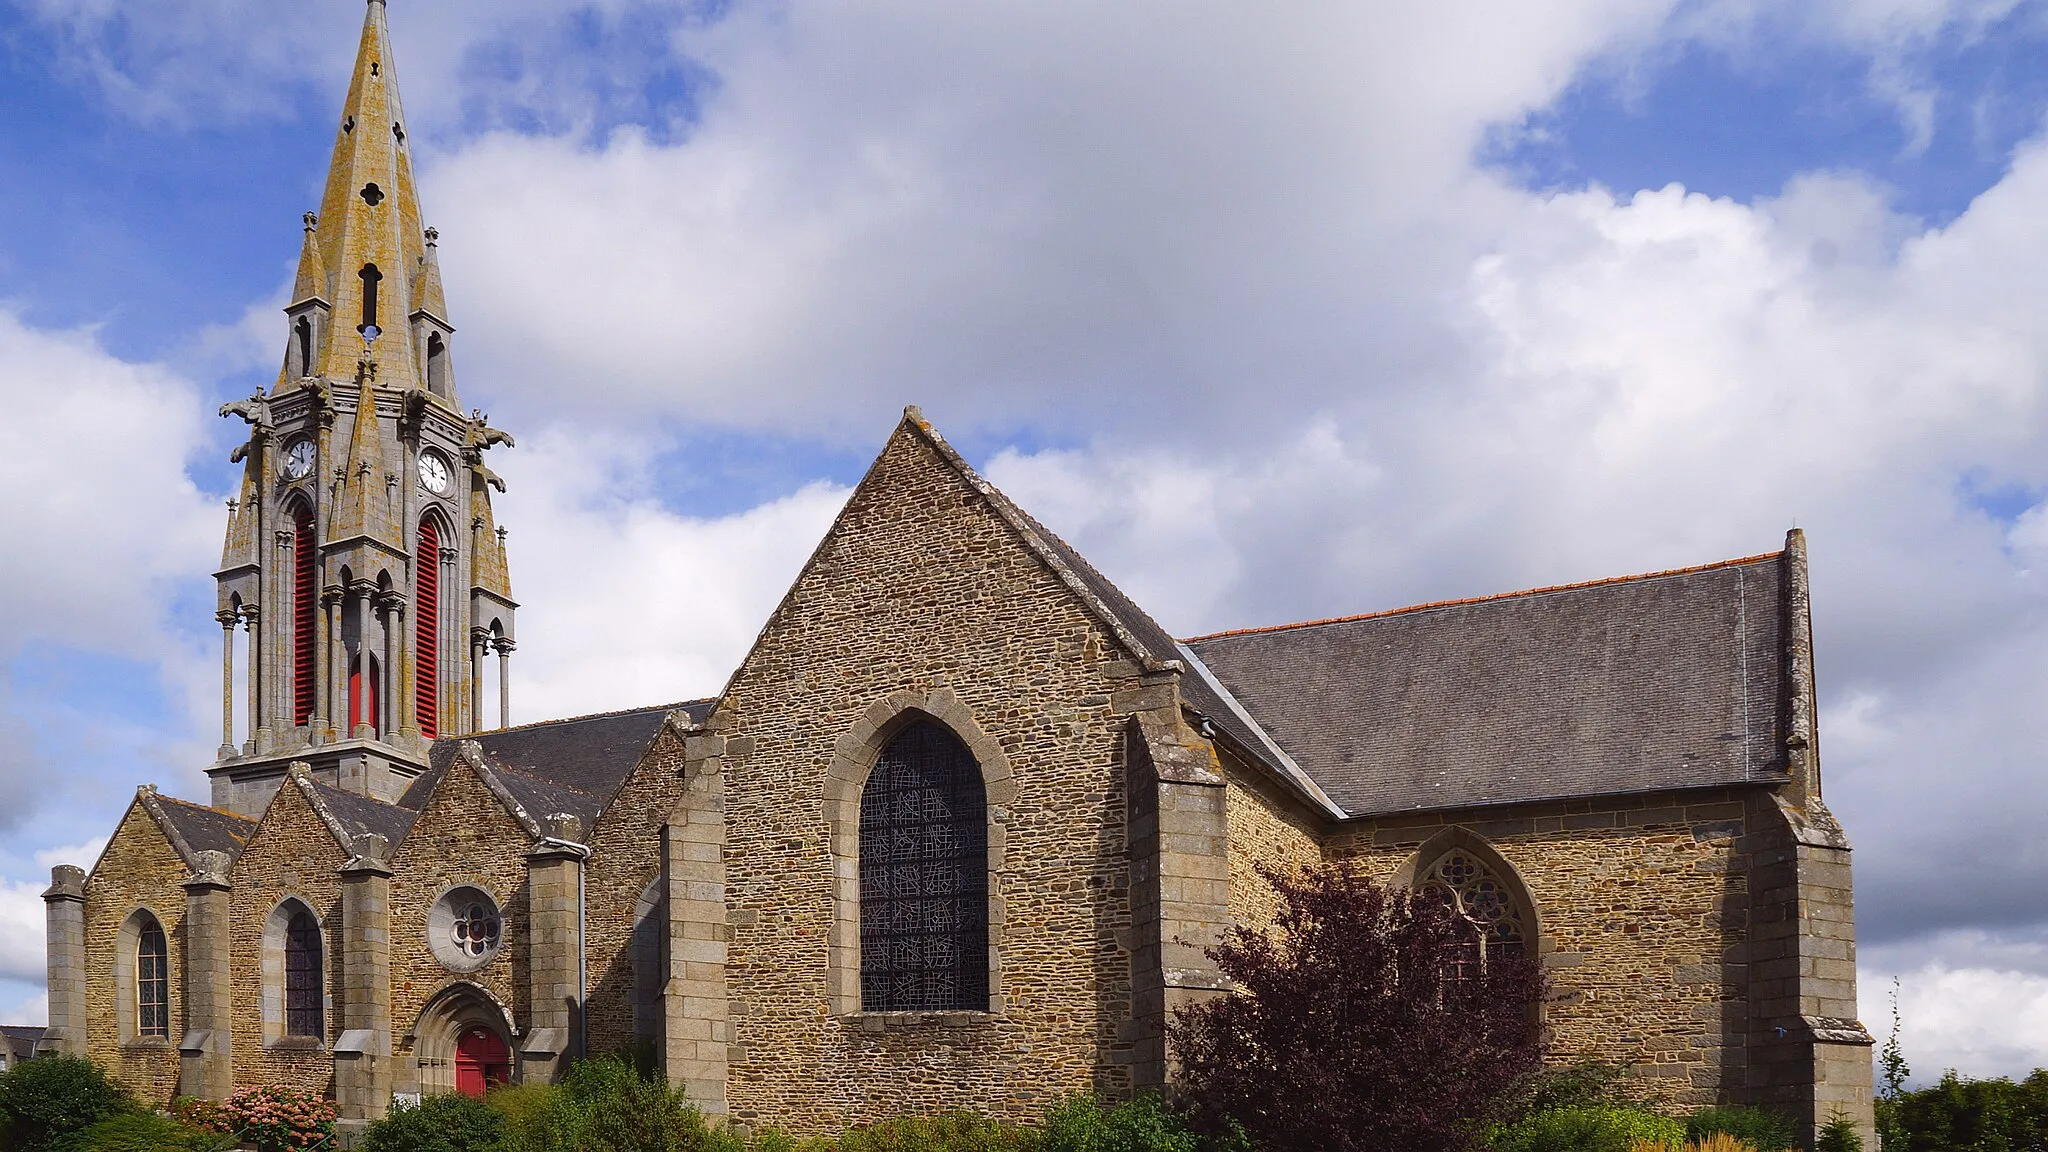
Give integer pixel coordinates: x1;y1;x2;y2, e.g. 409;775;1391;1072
304;0;431;386
291;212;327;307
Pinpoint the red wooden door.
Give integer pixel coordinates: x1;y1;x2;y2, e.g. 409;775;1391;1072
454;1027;509;1098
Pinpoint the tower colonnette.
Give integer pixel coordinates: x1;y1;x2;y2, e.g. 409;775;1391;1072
211;0;517;818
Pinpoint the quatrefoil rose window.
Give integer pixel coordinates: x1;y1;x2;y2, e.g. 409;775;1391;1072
429;886;505;972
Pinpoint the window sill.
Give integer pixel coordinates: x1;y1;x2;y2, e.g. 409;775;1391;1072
267;1036;328;1052
119;1038;172;1051
841;1010;1004;1032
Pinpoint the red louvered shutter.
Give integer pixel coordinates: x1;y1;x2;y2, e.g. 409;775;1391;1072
292;505;317;725
415;517;440;738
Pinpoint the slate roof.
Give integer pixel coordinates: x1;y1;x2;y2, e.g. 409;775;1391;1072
404;700;713;825
1185;553;1792;817
307;779;420;847
154;796;256;859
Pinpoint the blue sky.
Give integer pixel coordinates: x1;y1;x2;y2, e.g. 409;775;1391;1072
6;0;2048;1079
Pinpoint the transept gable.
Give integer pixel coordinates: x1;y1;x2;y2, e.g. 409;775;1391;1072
230;766;356;876
90;788;256;881
397;741;554;852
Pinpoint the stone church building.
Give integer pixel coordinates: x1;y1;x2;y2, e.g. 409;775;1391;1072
42;0;1874;1143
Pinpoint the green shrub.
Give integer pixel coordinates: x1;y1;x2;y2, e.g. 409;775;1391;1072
1037;1095;1199;1152
1886;1069;2048;1152
51;1111;233;1152
362;1092;505;1152
1488;1104;1684;1152
494;1056;741;1152
0;1057;135;1152
826;1113;1032;1152
1813;1112;1863;1152
1686;1106;1799;1151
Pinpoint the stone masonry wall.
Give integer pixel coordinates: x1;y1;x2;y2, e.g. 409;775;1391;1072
585;727;688;1060
1219;752;1326;933
83;806;186;1105
228;782;346;1097
1328;786;1760;1110
712;424;1142;1131
387;760;534;1087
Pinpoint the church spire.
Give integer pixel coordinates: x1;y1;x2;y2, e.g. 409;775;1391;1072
306;0;434;387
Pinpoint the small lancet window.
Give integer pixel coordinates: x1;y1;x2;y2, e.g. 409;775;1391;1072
426;331;449;396
283;907;323;1038
137;917;169;1039
359;264;382;335
293;317;314;378
343;115;355;134
393;123;406;145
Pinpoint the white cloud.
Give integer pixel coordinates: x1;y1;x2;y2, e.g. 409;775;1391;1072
0;881;47;986
0;989;46;1030
33;839;106;874
1865;959;2048;1082
492;430;848;722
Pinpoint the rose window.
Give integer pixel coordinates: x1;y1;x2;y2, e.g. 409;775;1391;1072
428;886;506;972
452;901;501;958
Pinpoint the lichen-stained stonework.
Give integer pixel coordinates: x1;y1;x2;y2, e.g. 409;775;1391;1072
711;422;1139;1130
1219;752;1326;932
82;804;186;1104
582;727;689;1057
387;759;534;1091
229;780;348;1098
1328;787;1760;1110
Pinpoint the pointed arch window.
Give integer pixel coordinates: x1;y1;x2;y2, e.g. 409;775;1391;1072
137;917;169;1039
293;316;315;378
291;503;317;726
1420;849;1528;981
859;718;989;1012
414;516;441;738
426;331;449;396
284;907;324;1038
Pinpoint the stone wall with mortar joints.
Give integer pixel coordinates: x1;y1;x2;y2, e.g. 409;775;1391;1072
584;730;688;1060
713;428;1140;1132
83;809;186;1105
386;761;534;1084
1327;787;1759;1110
227;785;346;1097
1219;750;1327;933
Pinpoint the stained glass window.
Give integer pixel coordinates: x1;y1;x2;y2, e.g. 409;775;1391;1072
452;901;501;958
137;918;169;1039
284;908;324;1038
1421;850;1527;979
859;719;989;1012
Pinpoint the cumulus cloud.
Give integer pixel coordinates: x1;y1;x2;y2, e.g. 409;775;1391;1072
0;881;47;985
493;430;848;721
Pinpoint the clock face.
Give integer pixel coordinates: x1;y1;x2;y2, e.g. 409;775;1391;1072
282;439;316;481
419;451;452;496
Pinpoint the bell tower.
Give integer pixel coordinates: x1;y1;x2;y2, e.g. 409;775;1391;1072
212;0;518;818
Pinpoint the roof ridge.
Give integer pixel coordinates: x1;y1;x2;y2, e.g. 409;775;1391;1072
464;698;709;737
1185;550;1786;642
155;794;257;825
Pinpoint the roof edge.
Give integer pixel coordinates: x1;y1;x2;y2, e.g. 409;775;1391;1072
1338;775;1790;823
1176;643;1347;820
902;407;1182;674
1186;548;1787;643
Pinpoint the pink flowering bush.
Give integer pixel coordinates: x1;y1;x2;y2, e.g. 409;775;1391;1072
216;1084;339;1151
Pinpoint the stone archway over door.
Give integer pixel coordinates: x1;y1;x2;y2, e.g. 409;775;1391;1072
454;1027;509;1097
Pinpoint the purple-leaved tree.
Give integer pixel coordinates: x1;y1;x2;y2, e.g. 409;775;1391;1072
1170;862;1546;1152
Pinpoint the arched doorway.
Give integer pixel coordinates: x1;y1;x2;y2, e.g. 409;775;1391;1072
454;1026;509;1098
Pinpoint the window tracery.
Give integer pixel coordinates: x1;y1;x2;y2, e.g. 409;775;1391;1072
859;718;989;1012
1420;849;1527;978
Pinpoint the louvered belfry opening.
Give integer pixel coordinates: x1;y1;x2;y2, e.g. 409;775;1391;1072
291;503;318;725
858;718;989;1012
415;516;440;738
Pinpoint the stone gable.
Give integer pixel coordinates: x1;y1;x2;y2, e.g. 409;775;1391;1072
706;417;1148;1128
584;724;689;1058
82;800;187;1105
228;776;350;1097
386;753;535;1091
